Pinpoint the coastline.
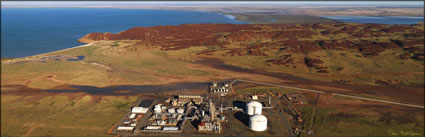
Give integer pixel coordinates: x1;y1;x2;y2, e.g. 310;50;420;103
1;43;93;64
1;8;241;59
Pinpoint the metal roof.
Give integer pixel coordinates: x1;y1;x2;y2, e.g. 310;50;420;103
138;100;153;107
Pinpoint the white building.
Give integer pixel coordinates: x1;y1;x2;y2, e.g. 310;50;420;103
117;126;135;131
129;113;137;119
132;107;148;113
163;126;179;131
145;126;161;130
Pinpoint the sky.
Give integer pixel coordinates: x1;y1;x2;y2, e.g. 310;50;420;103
2;1;424;8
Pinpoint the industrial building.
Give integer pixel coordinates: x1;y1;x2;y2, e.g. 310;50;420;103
138;95;203;133
131;100;153;113
210;82;231;96
132;107;149;113
172;94;203;106
132;96;268;134
111;80;306;136
192;99;223;133
149;105;185;127
117;126;135;132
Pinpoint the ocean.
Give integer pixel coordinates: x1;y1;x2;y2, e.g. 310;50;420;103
1;8;244;58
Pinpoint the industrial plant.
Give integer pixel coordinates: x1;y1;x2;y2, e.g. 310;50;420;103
111;81;310;136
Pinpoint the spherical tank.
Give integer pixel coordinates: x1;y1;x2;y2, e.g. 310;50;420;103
249;114;267;131
246;101;262;115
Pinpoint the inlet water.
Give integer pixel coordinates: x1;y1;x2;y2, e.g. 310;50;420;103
321;15;424;24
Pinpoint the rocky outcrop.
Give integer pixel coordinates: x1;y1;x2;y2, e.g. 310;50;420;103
78;32;113;43
304;57;324;68
266;54;294;66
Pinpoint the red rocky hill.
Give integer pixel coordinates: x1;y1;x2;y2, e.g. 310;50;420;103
79;23;424;59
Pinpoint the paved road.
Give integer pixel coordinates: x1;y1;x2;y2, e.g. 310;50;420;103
233;79;424;109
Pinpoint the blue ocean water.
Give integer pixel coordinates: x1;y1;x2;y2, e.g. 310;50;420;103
321;15;424;24
1;8;245;58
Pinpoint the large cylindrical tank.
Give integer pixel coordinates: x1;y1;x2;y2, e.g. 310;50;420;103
249;114;267;131
177;108;185;114
168;108;175;113
246;101;262;115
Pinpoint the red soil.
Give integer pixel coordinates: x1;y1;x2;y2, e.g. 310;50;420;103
79;23;424;59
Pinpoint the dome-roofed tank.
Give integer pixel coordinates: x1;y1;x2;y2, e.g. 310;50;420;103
177;108;185;114
168;108;175;113
154;107;162;113
154;104;162;113
249;114;267;131
246;101;262;115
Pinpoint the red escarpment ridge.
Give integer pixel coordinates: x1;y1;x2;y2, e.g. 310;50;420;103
79;23;424;58
78;32;114;43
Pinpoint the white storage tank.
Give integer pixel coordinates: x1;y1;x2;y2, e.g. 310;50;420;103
249;114;267;132
177;108;185;114
154;107;162;113
168;108;175;113
246;101;262;115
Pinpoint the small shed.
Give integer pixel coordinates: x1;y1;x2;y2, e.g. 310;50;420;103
117;126;135;131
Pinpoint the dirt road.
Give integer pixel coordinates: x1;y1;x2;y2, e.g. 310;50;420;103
233;79;425;109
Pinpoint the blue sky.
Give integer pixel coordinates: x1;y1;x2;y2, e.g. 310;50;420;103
2;1;424;7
